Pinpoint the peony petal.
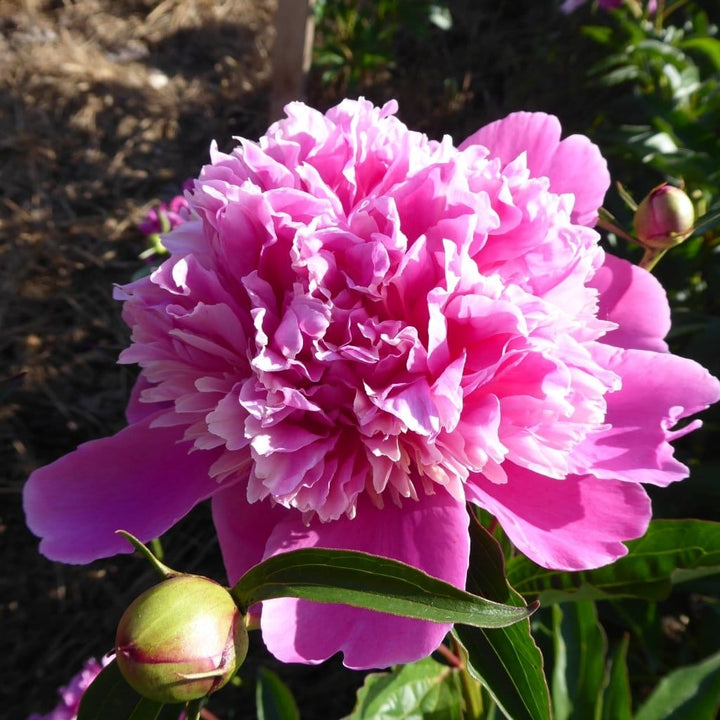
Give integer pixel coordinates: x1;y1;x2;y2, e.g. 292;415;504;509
258;490;470;669
125;373;171;424
466;463;652;570
591;254;670;352
211;485;289;583
460;112;610;226
24;99;719;677
23;414;222;563
575;345;720;486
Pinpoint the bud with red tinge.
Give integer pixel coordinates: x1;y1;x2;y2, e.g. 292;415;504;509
115;574;248;703
634;183;695;250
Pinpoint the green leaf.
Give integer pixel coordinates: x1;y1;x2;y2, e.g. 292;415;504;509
506;520;720;604
634;649;720;720
581;25;614;45
601;635;632;720
256;667;300;720
343;656;463;720
550;602;606;720
232;547;534;629
693;203;720;235
77;659;183;720
635;39;688;67
454;518;551;720
681;37;720;72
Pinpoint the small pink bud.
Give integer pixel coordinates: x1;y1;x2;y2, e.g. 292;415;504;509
634;183;695;250
115;575;248;703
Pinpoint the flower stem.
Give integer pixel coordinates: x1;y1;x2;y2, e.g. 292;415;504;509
436;642;463;667
638;247;668;273
596;214;638;245
115;530;179;579
459;664;484;720
185;699;203;720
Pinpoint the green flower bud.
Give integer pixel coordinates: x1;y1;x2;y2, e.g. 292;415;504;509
634;183;695;250
115;574;248;703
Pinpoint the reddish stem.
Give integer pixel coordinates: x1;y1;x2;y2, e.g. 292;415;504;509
436;642;463;668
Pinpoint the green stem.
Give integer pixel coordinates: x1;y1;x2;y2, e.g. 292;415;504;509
185;698;203;720
638;246;668;273
448;636;485;719
115;530;179;579
150;537;165;562
459;664;484;720
596;214;638;245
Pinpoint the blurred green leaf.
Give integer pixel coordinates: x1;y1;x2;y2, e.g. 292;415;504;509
634;649;720;720
681;37;720;72
454;518;551;720
635;39;688;67
693;202;720;235
343;656;463;720
256;668;300;720
581;25;614;45
232;547;534;628
551;602;607;720
596;64;642;86
506;520;720;604
601;635;632;720
77;660;182;720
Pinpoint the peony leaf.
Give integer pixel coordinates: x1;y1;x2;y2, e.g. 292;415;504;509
232;547;535;628
601;635;632;720
550;602;607;720
506;520;720;604
453;517;551;720
343;656;463;720
77;659;182;720
634;649;720;720
256;667;300;720
680;37;720;72
692;202;720;236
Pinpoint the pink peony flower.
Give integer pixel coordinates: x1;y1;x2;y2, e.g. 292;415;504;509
28;656;111;720
138;194;191;235
24;99;719;669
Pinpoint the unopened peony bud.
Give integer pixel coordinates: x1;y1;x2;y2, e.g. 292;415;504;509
115;575;248;703
634;183;695;250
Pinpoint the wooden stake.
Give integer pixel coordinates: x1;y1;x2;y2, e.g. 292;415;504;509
269;0;316;121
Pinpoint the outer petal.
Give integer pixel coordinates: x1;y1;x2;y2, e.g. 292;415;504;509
125;373;172;424
211;485;290;583
591;254;670;352
575;345;720;486
460;112;610;226
259;490;470;669
23;415;222;563
466;463;651;570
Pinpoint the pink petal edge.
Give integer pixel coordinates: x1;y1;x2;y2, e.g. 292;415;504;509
592;254;670;352
23;414;222;563
466;463;652;571
460;111;610;226
576;345;720;486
